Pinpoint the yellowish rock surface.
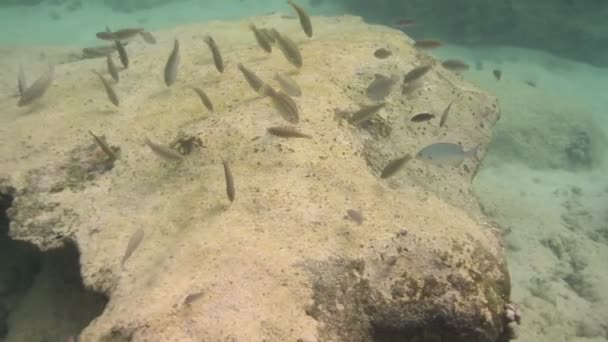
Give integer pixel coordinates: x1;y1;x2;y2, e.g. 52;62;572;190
0;14;507;341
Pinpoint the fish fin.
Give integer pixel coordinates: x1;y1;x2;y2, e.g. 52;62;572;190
466;145;480;160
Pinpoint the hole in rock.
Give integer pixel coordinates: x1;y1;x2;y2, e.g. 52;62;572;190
0;189;108;341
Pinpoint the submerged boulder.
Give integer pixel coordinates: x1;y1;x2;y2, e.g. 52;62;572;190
0;14;510;341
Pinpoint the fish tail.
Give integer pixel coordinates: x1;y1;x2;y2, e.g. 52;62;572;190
466;145;480;159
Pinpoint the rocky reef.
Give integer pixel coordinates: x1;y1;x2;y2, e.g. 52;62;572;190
0;13;511;341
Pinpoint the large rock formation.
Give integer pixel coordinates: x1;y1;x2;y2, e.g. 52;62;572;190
0;14;510;341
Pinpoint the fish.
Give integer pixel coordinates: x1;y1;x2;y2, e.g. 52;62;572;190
121;228;144;267
270;30;303;68
17;66;55;107
89;130;117;161
287;0;313;38
184;291;204;306
380;154;412;179
366;74;399;101
439;99;456;128
139;31;157;44
191;87;214;111
441;59;470;71
249;24;272;53
347;102;386;125
403;65;431;84
493;69;502;80
18;65;54;107
261;84;300;124
82;45;119;59
17;64;26;96
164;39;180;87
524;80;537;88
274;73;302;97
393;18;416;28
410;113;435;122
346;209;363;225
115;40;129;68
96;28;144;41
416;143;478;167
221;157;235;203
414;39;443;49
373;48;392;59
267;126;311;138
145;137;184;161
237;63;265;94
204;35;224;73
106;55;119;82
260;28;276;43
93;71;119;107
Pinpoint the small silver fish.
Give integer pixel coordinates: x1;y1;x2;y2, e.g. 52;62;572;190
380;154;412;178
261;84;299;124
274;73;302;97
121;228;144;267
96;28;143;41
410;113;435;122
89;130;117;161
366;74;398;101
347;102;386;125
82;44;120;59
267;126;311;138
416;143;478;167
18;64;26;96
403;65;431;84
439;99;456;128
191;87;214;111
164;39;180;87
18;65;54;107
237;63;265;95
249;24;272;53
93;71;119;107
442;59;469;72
115;40;129;68
346;209;363;225
287;0;313;38
145;137;184;161
221;157;235;203
139;31;157;44
106;55;119;82
183;291;204;306
204;35;224;73
373;48;392;59
270;30;303;68
259;28;276;43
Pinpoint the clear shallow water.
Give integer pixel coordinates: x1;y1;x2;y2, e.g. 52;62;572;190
1;1;607;341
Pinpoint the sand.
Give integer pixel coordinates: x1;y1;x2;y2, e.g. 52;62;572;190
437;46;608;341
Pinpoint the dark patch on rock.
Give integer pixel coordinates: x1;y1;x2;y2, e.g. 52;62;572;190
304;258;374;341
303;256;512;341
1;183;107;340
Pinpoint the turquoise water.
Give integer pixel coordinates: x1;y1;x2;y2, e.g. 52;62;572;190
1;1;608;341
